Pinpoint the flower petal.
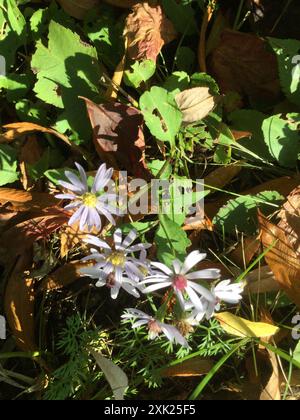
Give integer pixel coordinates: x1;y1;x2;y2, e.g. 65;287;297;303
181;251;207;274
142;282;172;294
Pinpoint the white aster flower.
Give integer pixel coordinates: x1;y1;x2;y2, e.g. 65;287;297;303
186;280;244;325
141;251;221;310
122;308;189;348
80;229;151;299
56;162;118;231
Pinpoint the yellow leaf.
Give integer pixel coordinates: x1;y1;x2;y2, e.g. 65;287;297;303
215;312;280;338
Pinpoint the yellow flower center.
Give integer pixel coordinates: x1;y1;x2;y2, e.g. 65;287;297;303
106;251;126;267
82;193;97;208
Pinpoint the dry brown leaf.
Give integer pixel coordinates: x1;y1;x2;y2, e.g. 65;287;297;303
124;2;177;62
0;188;59;211
204;163;243;191
57;0;99;19
175;87;219;124
230;236;261;267
243;266;279;295
259;309;281;401
82;97;150;180
1;122;72;147
39;261;92;291
19;136;43;190
161;358;213;378
4;252;36;352
103;0;140;7
0;208;69;260
0;122;87;160
258;212;300;308
278;186;300;256
60;223;89;258
209;29;280;106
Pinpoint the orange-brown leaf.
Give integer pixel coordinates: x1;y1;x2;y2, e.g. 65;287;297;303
278;186;300;256
161;358;213;378
4;252;36;352
39;261;92;291
258;212;300;308
0;188;58;211
124;2;177;62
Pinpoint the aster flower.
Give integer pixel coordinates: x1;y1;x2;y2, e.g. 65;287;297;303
56;162;118;231
80;229;151;299
186;280;244;325
140;251;221;310
122;308;189;348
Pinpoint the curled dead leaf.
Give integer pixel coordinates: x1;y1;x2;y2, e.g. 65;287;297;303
0;188;58;211
4;252;36;352
278;186;300;256
0;208;69;261
204;162;243;191
161;358;213;378
243;266;279;295
39;261;93;291
258;212;300;308
124;2;177;62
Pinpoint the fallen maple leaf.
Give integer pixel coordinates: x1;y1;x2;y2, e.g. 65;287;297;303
258;212;300;308
209;30;280;106
82;97;151;180
124;2;177;62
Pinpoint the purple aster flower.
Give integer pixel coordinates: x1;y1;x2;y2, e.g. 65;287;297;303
122;308;189;348
80;229;151;299
56;162;118;231
140;251;221;310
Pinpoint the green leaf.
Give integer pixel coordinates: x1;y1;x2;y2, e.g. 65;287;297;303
140;87;182;145
124;60;156;89
155;214;191;266
190;73;220;95
0;144;19;186
262;114;300;168
31;21;101;139
229;110;272;161
148;160;172;180
269;37;300;107
0;73;33;101
0;0;27;69
293;341;300;364
163;71;190;94
213;191;284;235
